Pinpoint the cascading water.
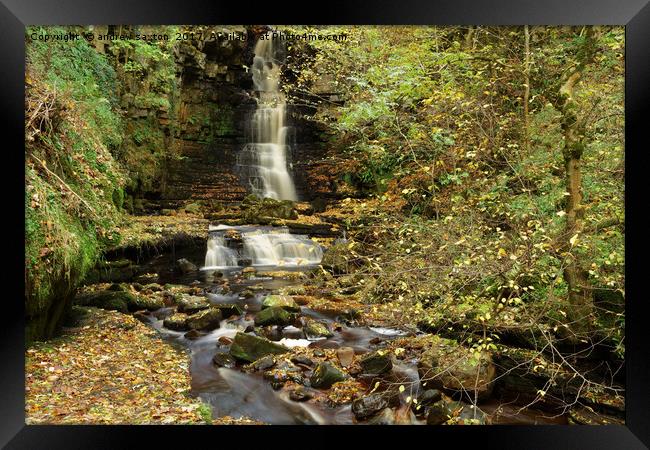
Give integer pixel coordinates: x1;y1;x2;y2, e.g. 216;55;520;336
201;225;323;270
204;234;239;269
243;229;323;267
238;34;298;201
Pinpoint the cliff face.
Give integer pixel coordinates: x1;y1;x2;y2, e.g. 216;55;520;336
119;27;334;207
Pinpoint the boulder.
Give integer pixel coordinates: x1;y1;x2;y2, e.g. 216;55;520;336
127;294;164;312
163;313;189;331
426;400;453;425
352;393;390;420
261;295;300;312
417;336;496;401
177;295;210;314
229;332;290;362
303;318;334;339
365;408;396;425
336;347;355;368
359;351;393;375
254;306;296;327
176;258;198;274
185;308;222;331
289;386;313;402
310;362;346;389
212;352;237;368
211;303;244;318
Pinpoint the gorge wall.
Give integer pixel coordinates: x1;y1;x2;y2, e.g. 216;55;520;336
111;26;338;209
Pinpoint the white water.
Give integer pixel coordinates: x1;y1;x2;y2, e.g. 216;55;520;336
243;229;323;267
204;235;239;269
240;35;297;201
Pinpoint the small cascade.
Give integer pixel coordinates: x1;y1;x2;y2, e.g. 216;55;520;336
201;225;323;270
243;229;323;267
204;234;239;269
237;33;298;201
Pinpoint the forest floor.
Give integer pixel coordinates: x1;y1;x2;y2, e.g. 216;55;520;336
26;307;206;424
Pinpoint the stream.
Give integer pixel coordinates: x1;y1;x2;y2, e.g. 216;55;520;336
134;224;566;425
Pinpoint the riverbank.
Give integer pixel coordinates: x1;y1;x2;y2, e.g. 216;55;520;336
26;306;235;424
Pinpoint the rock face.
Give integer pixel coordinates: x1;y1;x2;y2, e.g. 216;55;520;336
417;336;496;401
310;362;346;389
229;332;290;362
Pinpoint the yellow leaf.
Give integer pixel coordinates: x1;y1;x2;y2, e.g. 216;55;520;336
569;234;579;247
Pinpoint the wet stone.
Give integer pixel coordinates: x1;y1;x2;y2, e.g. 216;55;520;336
352;393;390;420
359;351;393;375
213;352;237;368
337;347;355;368
289;386;313;402
310;362;347;389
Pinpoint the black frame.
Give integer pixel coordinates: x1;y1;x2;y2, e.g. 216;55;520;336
3;0;648;448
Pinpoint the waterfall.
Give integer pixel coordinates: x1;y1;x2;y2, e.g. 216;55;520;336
204;234;239;269
239;34;298;201
243;229;323;267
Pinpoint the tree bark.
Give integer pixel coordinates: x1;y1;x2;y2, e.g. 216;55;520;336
523;25;531;154
558;28;596;332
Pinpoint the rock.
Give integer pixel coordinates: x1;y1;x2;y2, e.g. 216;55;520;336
456;404;488;425
303;318;334;339
352;393;390;420
359;351;393;375
176;258;198;274
289;386;313;402
108;283;126;292
418;336;496;401
249;355;276;371
177;295;210;314
290;355;314;366
184;329;204;340
310;362;346;389
426;400;453;425
218;336;233;346
144;283;163;292
163;313;189;331
240;289;255;299
240;194;298;222
254;306;296;327
74;290;134;313
255;326;283;341
365;408;396;425
229;332;290;362
183;202;202;214
212;352;237;368
242;267;256;274
337;347;355;367
419;389;442;405
261;295;300;312
185;308;222;331
132;311;149;323
211;303;244;318
127;294;164;312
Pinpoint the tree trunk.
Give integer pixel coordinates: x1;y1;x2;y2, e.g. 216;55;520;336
523;25;531;154
558;30;596;332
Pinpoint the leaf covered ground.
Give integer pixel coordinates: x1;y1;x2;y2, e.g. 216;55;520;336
25;307;208;424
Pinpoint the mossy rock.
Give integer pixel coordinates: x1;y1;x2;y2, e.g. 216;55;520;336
177;295;210;314
185;308;222;331
261;295;300;312
211;303;244;318
74;290;137;313
310;362;347;389
229;332;289;362
254;306;296;327
359;350;393;375
303;318;334;339
163;313;190;331
417;336;495;401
